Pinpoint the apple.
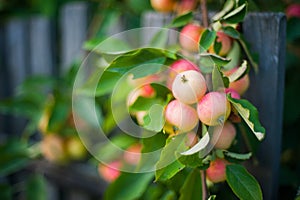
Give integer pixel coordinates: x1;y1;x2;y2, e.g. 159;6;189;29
185;132;198;147
150;0;176;12
165;100;199;132
179;24;204;52
206;158;229;183
167;59;200;89
211;121;236;149
176;0;198;14
197;92;231;126
216;31;233;56
127;84;155;106
172;70;207;104
286;4;300;18
98;161;122;182
40;134;68;164
124;143;142;165
65;137;87;160
224;68;250;95
225;88;240;99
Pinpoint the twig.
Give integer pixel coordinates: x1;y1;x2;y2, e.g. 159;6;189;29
200;0;209;28
201;170;208;199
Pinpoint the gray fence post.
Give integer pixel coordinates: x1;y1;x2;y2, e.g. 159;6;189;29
243;13;286;200
29;16;54;75
60;2;89;73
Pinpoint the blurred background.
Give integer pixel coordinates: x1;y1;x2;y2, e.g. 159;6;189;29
0;0;299;199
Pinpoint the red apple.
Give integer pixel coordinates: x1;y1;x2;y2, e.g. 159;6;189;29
167;59;200;89
98;161;122;182
185;132;198;147
224;68;250;95
179;24;204;52
127;84;155;106
225;88;240;99
197;92;231;126
176;0;198;14
172;70;207;104
206;158;229;183
124;143;142;165
150;0;176;12
211;121;236;149
165;100;199;132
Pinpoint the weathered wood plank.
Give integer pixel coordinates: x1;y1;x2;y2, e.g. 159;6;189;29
60;2;89;73
243;13;286;200
29;16;54;75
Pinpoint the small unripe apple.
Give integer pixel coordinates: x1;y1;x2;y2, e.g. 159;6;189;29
224;68;250;95
150;0;176;12
41;134;68;164
124;143;142;165
216;31;233;56
176;0;197;14
165;100;199;132
98;161;122;182
185;132;198;147
197;92;231;126
225;88;240;99
65;137;87;160
179;24;204;52
211;121;236;149
172;70;207;104
127;84;155;106
206;158;229;183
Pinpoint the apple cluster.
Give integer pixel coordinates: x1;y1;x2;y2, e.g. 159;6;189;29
150;0;198;14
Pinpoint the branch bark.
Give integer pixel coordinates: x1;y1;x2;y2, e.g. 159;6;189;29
200;0;209;28
201;170;208;199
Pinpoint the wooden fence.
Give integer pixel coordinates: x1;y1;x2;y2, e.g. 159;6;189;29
0;2;286;199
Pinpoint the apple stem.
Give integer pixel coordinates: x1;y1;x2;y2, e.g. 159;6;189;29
200;0;209;28
181;75;188;83
201;170;208;199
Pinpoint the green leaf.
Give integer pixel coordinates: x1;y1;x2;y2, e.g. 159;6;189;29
106;48;176;77
150;29;169;48
227;95;265;141
130;97;164;112
161;190;177;200
177;152;203;168
143;104;165;132
26;174;47;200
199;29;216;53
166;12;193;28
200;53;231;69
212;0;235;21
208;195;217;200
104;172;154;200
0;183;12;200
222;26;241;39
96;71;122;96
0;139;29;176
84;37;131;54
238;38;258;73
155;134;186;181
212;66;230;90
223;40;241;71
227;60;248;82
226;164;263;200
223;151;252;160
179;169;202;200
222;3;248;24
180;133;210;157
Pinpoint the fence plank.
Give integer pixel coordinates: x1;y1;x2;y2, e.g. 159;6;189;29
4;18;29;135
243;13;286;200
60;2;89;73
29;16;54;75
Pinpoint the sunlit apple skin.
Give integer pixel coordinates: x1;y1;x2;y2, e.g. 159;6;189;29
224;68;250;95
165;100;199;132
150;0;176;12
197;92;231;126
225;88;240;99
211;121;236;149
167;59;200;89
127;84;155;106
41;134;68;164
98;161;122;183
179;24;204;52
172;70;207;104
185;132;198;147
206;158;229;183
176;0;197;14
124;143;142;165
65;137;87;160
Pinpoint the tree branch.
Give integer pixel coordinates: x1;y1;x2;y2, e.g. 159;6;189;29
200;0;209;28
201;170;208;199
